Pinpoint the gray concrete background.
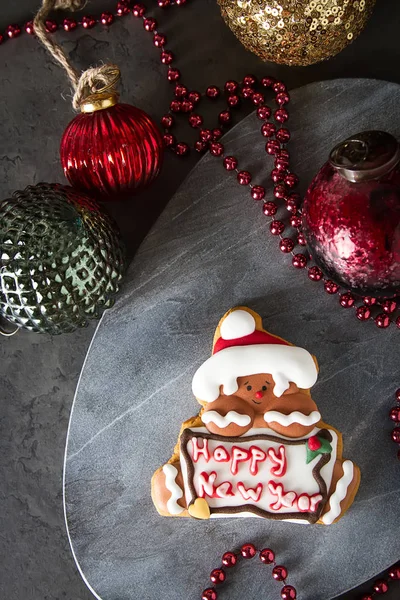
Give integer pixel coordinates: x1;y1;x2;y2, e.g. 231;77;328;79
0;1;399;599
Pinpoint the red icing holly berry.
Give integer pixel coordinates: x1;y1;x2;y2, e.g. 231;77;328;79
308;435;321;451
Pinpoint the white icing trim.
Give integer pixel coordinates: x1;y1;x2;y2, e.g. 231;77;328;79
321;460;354;525
192;344;318;402
162;464;184;515
264;410;321;427
220;310;256;340
201;410;251;428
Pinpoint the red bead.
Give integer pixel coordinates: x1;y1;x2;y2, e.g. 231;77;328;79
270;220;285;235
266;140;281;155
132;3;146;17
181;100;194;113
153;33;167;47
210;569;226;585
143;17;157;31
219;110;232;124
286;199;298;213
223;156;238;171
278;149;290;159
168;68;181;82
356;306;371;321
375;313;390;328
290;215;302;228
340;292;355;308
388;566;400;580
363;296;377;306
243;74;257;87
259;548;275;564
212;128;223;140
116;1;131;16
276;128;291;143
100;12;114;26
210;142;224;157
25;21;35;34
227;94;240;108
285;173;299;188
175;0;187;5
45;19;58;33
81;15;96;29
252;92;265;106
275;108;289;123
273;81;287;93
297;232;307;246
373;579;389;594
397;316;400;329
222;552;237;568
206;86;220;99
389;407;400;422
238;171;252;185
262;123;276;138
308;266;323;281
161;115;174;128
175;142;189;156
275;157;290;172
281;585;297;600
292;254;308;269
272;565;288;581
6;23;21;39
241;543;256;559
261;76;276;88
392;428;400;443
280;238;295;253
158;0;171;6
188;91;201;105
174;84;187;98
257;105;272;120
274;184;287;199
189;114;203;128
251;186;265;201
195;141;207;153
202;589;217;600
396;389;400;402
263;201;277;216
170;100;181;113
324;280;339;294
160;51;174;64
225;80;239;94
200;129;213;143
276;92;290;106
361;596;374;600
382;300;397;314
163;133;176;147
242;86;254;99
63;18;78;31
271;168;285;183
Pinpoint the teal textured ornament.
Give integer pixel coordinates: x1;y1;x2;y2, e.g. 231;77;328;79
0;183;126;334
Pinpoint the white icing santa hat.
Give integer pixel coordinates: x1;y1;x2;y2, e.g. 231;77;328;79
192;308;318;402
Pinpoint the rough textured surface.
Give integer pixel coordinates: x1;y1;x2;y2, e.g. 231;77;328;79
1;1;400;599
65;79;400;600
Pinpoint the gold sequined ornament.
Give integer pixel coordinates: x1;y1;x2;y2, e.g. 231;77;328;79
217;0;376;67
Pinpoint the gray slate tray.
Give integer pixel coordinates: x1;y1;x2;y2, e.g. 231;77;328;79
64;78;400;600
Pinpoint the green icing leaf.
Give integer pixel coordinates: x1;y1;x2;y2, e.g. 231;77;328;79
305;436;332;464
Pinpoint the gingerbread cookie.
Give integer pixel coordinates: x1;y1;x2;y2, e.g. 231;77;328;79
152;307;360;524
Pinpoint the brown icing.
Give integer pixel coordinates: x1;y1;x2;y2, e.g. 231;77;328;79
180;428;333;524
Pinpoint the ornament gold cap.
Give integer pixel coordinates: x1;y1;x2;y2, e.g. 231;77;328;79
80;92;119;113
329;130;400;183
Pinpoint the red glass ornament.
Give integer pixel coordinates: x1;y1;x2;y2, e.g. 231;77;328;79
238;171;252;185
272;565;288;581
373;579;389;594
241;543;256;559
60;103;164;198
202;589;217;600
389;407;400;422
221;552;237;568
388;566;400;580
259;548;275;564
263;201;277;216
210;569;226;584
308;266;323;281
251;185;265;201
281;585;297;600
82;15;96;29
391;428;400;443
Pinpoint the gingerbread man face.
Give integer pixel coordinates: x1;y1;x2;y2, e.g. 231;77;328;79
192;308;320;438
